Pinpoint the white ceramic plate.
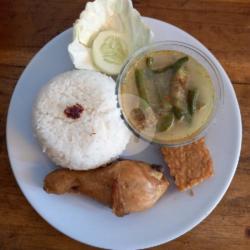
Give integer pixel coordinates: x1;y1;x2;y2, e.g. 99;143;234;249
7;17;242;249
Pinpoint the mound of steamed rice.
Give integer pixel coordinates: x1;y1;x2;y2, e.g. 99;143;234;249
33;70;130;170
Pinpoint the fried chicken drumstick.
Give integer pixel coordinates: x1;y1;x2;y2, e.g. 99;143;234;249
44;160;169;216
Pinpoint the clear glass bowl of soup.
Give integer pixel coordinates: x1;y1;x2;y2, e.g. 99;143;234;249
116;41;223;146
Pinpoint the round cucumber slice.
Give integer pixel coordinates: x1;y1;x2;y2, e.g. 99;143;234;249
92;30;130;75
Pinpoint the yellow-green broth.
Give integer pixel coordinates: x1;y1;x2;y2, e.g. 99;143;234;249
120;50;215;143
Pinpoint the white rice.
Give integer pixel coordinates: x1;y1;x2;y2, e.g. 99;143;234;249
33;70;130;170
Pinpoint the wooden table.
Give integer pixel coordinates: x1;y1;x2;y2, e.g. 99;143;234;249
0;0;249;249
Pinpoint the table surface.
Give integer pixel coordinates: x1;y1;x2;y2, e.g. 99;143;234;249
0;0;249;249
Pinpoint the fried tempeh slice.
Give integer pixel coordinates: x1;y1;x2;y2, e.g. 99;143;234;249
161;138;214;191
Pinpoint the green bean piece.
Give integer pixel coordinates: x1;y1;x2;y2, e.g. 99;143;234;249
146;57;154;68
152;56;189;74
171;56;189;73
187;89;199;115
135;69;149;109
156;112;175;132
173;106;187;120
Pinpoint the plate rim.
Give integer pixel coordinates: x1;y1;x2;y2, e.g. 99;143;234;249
6;16;242;249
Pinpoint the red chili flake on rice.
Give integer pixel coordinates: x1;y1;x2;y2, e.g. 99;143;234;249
64;103;84;119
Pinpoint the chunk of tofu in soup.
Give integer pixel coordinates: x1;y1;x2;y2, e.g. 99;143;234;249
120;50;215;144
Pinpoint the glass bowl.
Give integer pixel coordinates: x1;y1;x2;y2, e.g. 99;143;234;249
116;41;224;146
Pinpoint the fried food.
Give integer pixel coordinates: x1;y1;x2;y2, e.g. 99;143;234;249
44;160;169;216
161;138;213;191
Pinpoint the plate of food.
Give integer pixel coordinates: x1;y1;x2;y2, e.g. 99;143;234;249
6;0;242;249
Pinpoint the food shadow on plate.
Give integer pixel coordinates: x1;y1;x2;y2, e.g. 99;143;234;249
7;124;56;189
28;159;56;189
55;192;109;212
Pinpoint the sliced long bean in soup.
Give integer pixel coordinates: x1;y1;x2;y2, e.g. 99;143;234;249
120;50;215;143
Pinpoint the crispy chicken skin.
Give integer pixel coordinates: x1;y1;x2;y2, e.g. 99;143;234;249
44;160;169;216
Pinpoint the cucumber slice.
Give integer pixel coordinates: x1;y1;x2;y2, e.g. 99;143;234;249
92;30;129;75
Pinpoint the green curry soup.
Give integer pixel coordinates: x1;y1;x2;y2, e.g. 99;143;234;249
120;50;215;143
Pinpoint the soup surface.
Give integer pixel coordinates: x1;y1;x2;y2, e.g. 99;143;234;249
120;50;215;144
